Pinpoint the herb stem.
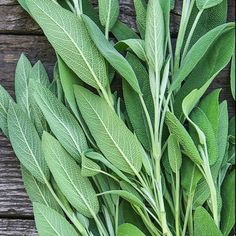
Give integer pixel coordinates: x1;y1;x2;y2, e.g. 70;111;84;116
175;171;180;236
73;0;81;15
182;194;193;236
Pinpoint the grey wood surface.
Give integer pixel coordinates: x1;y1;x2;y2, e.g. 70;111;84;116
0;0;235;234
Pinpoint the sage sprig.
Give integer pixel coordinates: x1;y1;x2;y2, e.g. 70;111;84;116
0;0;235;235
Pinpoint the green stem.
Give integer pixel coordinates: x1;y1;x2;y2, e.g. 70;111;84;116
182;194;193;236
175;171;180;236
181;9;204;61
73;0;81;15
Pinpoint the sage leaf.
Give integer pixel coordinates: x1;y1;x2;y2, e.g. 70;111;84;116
15;53;32;116
75;86;143;175
81;154;101;177
42;132;99;217
8;102;49;183
230;53;235;100
33;82;88;161
26;0;108;90
118;223;146;236
190;108;218;165
33;203;78;236
199;90;220;135
168;135;182;173
82;14;141;94
196;0;224;10
145;0;165;71
0;85;13;137
221;170;235;236
133;0;147;38
21;166;62;214
172;23;235;91
165;111;202;165
98;0;119;31
194;207;223;236
123;53;153;150
115;39;147;61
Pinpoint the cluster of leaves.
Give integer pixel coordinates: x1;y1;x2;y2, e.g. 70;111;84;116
0;0;235;235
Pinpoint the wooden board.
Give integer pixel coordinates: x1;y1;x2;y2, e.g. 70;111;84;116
0;0;235;234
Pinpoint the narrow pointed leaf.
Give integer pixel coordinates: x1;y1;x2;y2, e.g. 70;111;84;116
8;103;49;183
196;0;224;10
230;53;235;100
82;14;141;94
34;82;88;161
26;0;108;90
75;86;143;175
42;132;99;217
33;203;78;236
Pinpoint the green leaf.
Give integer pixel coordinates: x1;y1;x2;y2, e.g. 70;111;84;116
21;166;62;214
81;154;101;177
186;0;227;48
168;135;182;173
82;14;141;94
123;53;153;150
26;0;108;90
111;21;140;41
194;207;223;236
99;190;144;208
221;170;235;236
190;108;218;165
133;0;147;38
33;82;88;162
145;0;165;71
172;23;235;91
196;0;224;10
199;90;220;135
42;132;99;217
15;53;32;116
33;203;78;236
0;85;13;137
115;39;146;61
8;103;49;183
181;158;202;195
165;111;202;165
98;0;119;31
230;53;235;100
118;223;146;236
75;86;143;175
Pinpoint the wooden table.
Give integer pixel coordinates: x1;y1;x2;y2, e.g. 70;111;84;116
0;0;235;234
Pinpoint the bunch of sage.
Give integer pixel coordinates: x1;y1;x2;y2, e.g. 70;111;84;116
0;0;235;235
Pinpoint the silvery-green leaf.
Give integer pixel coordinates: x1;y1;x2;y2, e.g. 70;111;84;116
42;132;99;217
33;82;88;161
133;0;147;38
118;223;145;236
221;170;235;236
123;53;153;151
172;23;235;91
230;53;235;100
194;207;222;236
26;0;108;90
15;53;32;116
165;111;202;165
82;15;141;94
98;0;119;31
21;166;62;214
115;39;146;61
190;108;218;165
75;86;143;175
8;103;49;183
81;154;101;177
168;135;182;173
57;56;96;147
145;0;165;71
199;89;220;135
0;85;13;137
196;0;224;10
33;203;78;236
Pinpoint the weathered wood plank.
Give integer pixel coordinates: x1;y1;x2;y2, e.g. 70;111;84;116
0;219;37;235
